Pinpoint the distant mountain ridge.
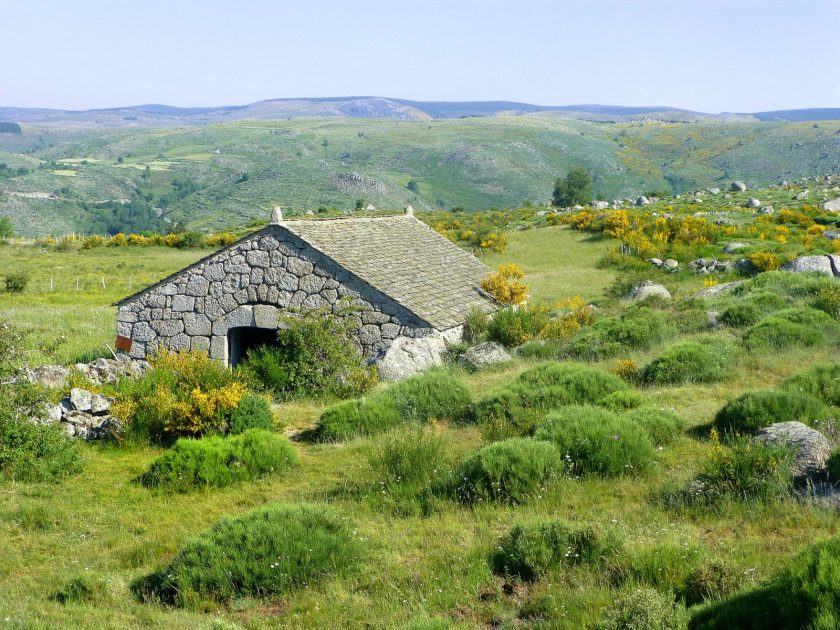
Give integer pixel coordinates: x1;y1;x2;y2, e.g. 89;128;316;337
1;97;837;126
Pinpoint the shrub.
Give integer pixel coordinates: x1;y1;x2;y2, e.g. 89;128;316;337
487;304;551;347
139;429;297;492
534;405;654;477
239;307;378;401
491;519;622;581
4;270;28;293
714;389;828;435
813;283;840;319
743;308;836;351
133;503;360;605
227;393;274;434
384;370;472;423
369;426;447;495
463;305;489;342
625;406;686;446
597;587;689;630
682;560;744;606
781;363;840;407
449;438;564;504
315;397;402;441
0;384;82;483
480;263;527;305
54;575;107;605
718;303;761;328
641;341;732;386
125;349;247;442
614;544;700;593
690;536;840;629
470;363;629;439
747;251;782;272
686;431;794;505
563;307;674;360
598;390;646;411
610;358;641;383
827;449;840;481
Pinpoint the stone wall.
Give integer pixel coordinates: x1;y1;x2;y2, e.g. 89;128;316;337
117;226;438;364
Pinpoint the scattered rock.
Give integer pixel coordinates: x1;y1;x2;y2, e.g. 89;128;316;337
374;335;447;381
709;187;721;195
458;342;512;371
592;200;609;210
21;365;70;389
694;280;743;298
635;196;650;206
625;280;671;301
823;229;840;241
731;181;747;192
753;421;832;478
70;388;92;412
662;259;679;272
42;388;123;440
821;197;840;212
735;258;756;274
90;393;113;415
782;255;836;277
759;206;774;215
723;241;749;254
746;198;761;209
795;190;809;201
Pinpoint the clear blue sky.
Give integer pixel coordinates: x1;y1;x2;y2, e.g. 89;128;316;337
3;0;838;112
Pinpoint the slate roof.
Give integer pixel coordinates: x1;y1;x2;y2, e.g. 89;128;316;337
279;215;498;329
116;214;499;330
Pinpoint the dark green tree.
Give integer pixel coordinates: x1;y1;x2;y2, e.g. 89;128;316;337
0;217;14;239
406;179;419;193
552;167;592;207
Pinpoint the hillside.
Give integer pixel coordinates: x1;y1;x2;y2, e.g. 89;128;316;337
1;116;840;235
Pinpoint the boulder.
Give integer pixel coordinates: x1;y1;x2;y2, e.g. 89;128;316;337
753;421;832;478
821;197;840;212
625;280;671;301
708;187;721;195
746;198;761;209
90;393;113;415
375;335;447;381
592;200;609;210
723;241;749;254
731;181;747;192
759;206;774;215
824;229;840;241
70;388;92;412
694;280;743;298
24;365;70;389
782;255;835;276
458;342;512;371
662;259;679;272
795;190;809;201
635;196;650;206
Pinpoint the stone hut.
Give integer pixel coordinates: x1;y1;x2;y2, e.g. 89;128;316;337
114;209;499;379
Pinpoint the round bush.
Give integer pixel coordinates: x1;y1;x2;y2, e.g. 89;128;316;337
228;393;274;434
140;429;297;492
133;503;360;605
714;389;828;435
534;405;654;476
641;341;731;386
315;397;401;441
597;587;688;630
514;362;628;401
719;303;761;328
691;536;840;629
682;559;743;606
384;370;472;423
562;307;673;360
491;519;622;581
598;390;646;412
450;438;564;504
742;308;835;351
625;406;686;446
782;363;840;407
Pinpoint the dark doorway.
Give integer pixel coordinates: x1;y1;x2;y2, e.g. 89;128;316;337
227;327;278;367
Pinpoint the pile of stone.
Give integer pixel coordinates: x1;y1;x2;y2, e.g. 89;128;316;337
47;388;124;440
21;355;149;389
688;258;734;274
649;258;679;272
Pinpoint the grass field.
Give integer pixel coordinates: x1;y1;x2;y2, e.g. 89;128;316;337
2;222;840;628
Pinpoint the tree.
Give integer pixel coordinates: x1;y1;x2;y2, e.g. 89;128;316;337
406;179;419;193
552;167;592;207
0;217;14;240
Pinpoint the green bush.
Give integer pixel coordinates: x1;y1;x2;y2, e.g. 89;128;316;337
813;283;840;319
736;271;832;300
315;397;401;441
742;307;836;352
682;560;744;606
827;449;840;481
239;307;378;400
690;536;840;629
469;363;628;439
598;390;646;411
133;503;360;605
613;544;700;593
449;438;564;504
487;304;551;347
598;587;688;630
54;574;107;605
534;405;654;477
781;363;840;407
714;389;828;435
227;393;274;434
4;270;29;293
0;384;82;483
139;429;297;493
718;303;761;328
625;406;686;446
315;371;471;441
641;341;732;386
563;307;674;360
464;306;489;342
491;519;622;581
368;426;447;489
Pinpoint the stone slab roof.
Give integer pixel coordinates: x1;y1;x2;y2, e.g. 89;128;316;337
279;215;498;329
116;214;499;330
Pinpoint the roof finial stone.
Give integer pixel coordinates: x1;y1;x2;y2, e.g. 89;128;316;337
270;207;284;224
404;204;414;217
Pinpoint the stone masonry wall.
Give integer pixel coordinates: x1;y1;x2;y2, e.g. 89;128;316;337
116;226;434;364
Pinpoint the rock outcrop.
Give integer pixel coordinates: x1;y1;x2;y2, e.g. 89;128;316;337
753;421;832;478
458;342;512;371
